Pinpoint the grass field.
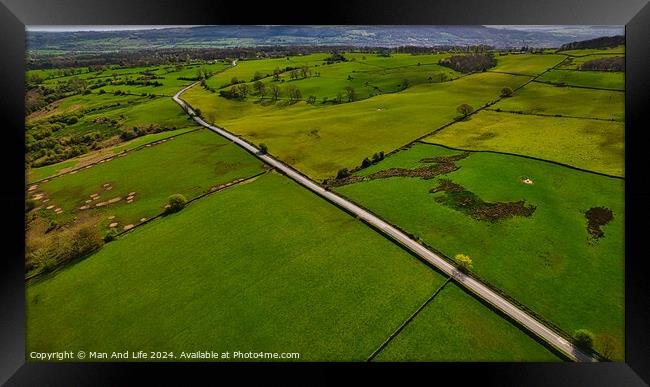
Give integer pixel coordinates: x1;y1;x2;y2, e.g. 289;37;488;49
334;142;624;360
27;127;200;183
491;81;624;121
374;283;561;361
27;172;560;361
186;71;531;181
492;54;566;75
27;92;147;122
536;70;624;90
28;129;265;235
559;45;625;57
556;54;625;70
422;110;624;177
213;53;461;102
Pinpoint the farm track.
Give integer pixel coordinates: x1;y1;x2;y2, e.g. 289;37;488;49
173;80;596;362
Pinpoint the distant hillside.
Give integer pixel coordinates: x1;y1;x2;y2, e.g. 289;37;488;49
26;25;625;53
559;35;625;51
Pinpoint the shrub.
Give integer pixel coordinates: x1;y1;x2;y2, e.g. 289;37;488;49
336;168;350;179
259;143;268;154
25;199;38;212
165;194;187;213
454;253;473;273
361;158;372;168
103;228;119;242
574;329;595;350
456;104;475;117
501;87;514;97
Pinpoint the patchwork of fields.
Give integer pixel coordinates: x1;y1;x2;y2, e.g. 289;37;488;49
25;46;625;362
26;172;560;361
334;142;624;360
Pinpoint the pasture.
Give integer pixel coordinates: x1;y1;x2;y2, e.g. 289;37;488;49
536;69;624;90
334;142;624;360
27;127;199;183
185;71;531;181
491;81;624;121
27;172;558;360
492;53;565;75
374;283;561;361
28;129;265;232
422;110;624;176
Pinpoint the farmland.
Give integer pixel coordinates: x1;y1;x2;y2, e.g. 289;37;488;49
25;32;625;363
536;69;624;90
489;81;624;120
374;283;560;361
25;129;266;276
27;172;560;360
334;142;624;359
184;70;531;181
422;110;624;177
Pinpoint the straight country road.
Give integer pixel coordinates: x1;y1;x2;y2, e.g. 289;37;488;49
173;82;595;363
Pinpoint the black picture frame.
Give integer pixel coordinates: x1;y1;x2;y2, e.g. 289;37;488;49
1;0;648;385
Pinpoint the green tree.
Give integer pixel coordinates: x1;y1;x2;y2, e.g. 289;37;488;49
343;86;356;102
270;85;281;101
259;143;268;154
573;329;595;350
253;80;266;97
456;104;474;117
165;194;188;214
336;168;350;179
501;87;514;97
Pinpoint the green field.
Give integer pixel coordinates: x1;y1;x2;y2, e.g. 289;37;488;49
27;127;200;183
374;283;560;361
536;70;624;90
25;44;626;362
334;142;624;360
422;110;624;176
492;54;565;75
559;45;625;57
186;71;531;181
556;54;625;70
29;129;265;231
212;53;461;102
27;172;561;360
491;81;624;120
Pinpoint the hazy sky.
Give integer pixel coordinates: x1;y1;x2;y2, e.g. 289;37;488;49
27;25;623;32
26;25;199;32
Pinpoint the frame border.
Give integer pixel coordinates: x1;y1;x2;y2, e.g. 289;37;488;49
2;0;648;384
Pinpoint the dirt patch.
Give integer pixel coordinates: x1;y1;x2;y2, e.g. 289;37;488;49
431;179;536;222
330;152;470;187
522;177;534;185
585;207;614;239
